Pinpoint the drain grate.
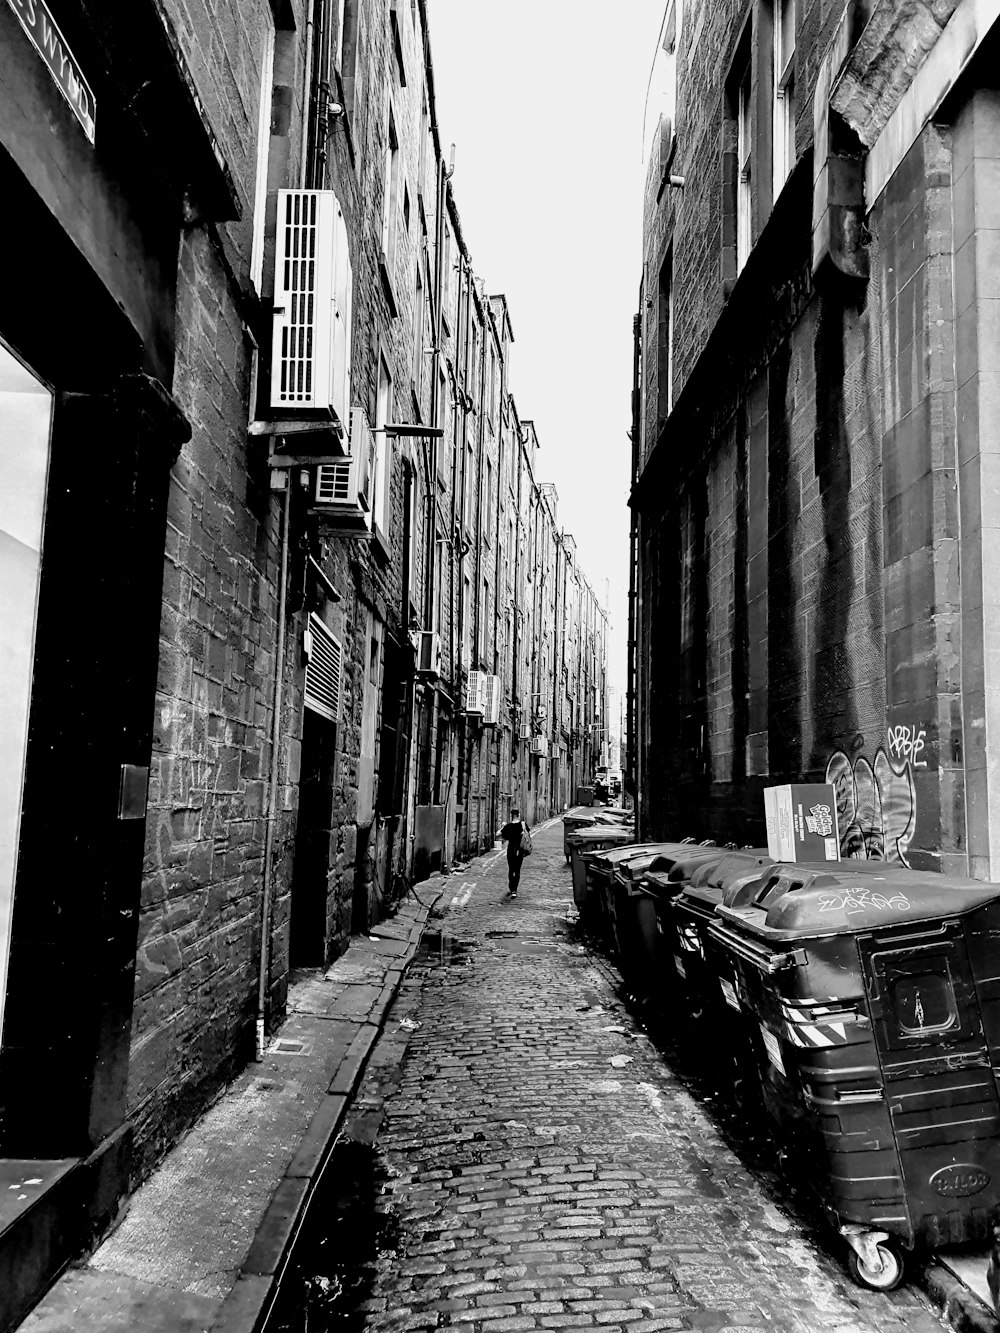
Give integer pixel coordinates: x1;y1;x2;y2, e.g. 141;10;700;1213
269;1038;307;1054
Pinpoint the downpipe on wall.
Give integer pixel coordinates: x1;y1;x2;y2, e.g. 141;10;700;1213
257;479;291;1061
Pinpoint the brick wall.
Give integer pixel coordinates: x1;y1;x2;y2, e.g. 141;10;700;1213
637;0;971;866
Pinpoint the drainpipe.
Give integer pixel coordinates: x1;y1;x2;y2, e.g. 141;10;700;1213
311;0;334;190
258;8;318;1061
256;481;290;1060
628;310;642;830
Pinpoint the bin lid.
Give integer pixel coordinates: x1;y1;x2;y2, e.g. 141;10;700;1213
644;845;733;881
688;848;773;890
718;867;1000;939
587;841;678;875
617;842;701;882
568;827;633;847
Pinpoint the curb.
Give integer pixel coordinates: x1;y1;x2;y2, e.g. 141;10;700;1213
921;1258;999;1333
209;888;444;1333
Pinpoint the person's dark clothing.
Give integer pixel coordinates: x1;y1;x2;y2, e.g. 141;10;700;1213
500;819;527;894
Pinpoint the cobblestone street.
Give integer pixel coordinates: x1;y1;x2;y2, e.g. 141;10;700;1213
293;819;951;1333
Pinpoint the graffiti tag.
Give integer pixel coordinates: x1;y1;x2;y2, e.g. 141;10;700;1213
818;888;911;915
886;724;928;769
825;748;917;866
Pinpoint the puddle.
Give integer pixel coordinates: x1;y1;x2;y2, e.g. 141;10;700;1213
413;931;476;965
263;1139;401;1332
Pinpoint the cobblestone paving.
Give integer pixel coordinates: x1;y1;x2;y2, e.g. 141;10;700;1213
337;818;949;1333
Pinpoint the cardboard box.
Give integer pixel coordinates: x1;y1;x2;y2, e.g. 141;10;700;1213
764;783;840;862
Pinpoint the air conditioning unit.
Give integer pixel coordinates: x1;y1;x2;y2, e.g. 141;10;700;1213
530;735;549;758
271;189;353;426
518;721;531;741
465;669;486;715
482;674;500;726
314;406;375;533
414;630;441;677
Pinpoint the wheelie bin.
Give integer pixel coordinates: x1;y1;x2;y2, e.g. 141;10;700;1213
567;825;634;918
707;865;1000;1291
563;810;606;863
614;844;741;996
588;843;706;964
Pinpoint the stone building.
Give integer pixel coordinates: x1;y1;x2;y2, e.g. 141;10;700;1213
0;0;607;1316
631;0;1000;875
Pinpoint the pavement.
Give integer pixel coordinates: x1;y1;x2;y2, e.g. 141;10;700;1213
278;815;999;1333
19;884;444;1333
15;813;1000;1333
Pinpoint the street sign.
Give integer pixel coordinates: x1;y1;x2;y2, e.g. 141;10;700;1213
7;0;96;143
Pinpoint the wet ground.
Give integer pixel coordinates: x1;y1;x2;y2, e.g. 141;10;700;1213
264;819;951;1333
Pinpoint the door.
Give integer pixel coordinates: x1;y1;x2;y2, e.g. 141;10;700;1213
0;342;52;1046
861;924;1000;1241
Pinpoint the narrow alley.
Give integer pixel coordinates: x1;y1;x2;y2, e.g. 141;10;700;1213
268;819;949;1333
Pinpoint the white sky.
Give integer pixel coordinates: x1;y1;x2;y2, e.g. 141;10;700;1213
426;1;664;700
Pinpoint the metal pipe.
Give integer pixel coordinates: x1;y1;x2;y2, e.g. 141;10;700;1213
299;1;316;185
256;480;290;1060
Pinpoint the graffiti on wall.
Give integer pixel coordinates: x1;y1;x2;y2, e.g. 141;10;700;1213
825;732;920;865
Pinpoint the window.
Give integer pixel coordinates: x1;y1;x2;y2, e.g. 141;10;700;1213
382;106;400;278
463;574;471;663
338;0;361;117
418;95;429;200
373;356;393;541
480;578;489;662
412;266;424;389
737;59;752;271
773;0;796;197
249;24;275;294
488;343;496;426
442;225;452;331
464;442;474;531
437;366;449;484
641;0;681;171
485;457;493;544
657;249;673;421
892;972;957;1037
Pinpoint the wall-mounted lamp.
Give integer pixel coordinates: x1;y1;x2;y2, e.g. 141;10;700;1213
376;422;445;438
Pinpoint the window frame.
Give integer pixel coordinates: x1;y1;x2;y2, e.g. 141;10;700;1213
772;0;796;199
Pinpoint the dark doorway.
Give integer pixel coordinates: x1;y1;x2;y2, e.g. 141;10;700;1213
291;709;338;967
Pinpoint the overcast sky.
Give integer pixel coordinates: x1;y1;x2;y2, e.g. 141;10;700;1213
426;1;664;701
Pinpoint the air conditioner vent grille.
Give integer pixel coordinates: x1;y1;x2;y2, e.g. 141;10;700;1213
278;192;320;405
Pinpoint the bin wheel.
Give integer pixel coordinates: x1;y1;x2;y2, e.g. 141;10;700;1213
846;1239;904;1291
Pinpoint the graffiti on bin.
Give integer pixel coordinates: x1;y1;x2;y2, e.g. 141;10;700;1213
817;887;911;916
825;745;917;865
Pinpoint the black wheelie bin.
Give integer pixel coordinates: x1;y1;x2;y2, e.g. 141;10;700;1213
587;843;693;959
614;844;743;999
609;843;724;989
640;849;775;1105
567;825;634;919
708;865;1000;1291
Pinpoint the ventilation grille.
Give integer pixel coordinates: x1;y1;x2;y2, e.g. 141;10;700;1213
277;191;319;405
304;613;342;722
316;461;353;505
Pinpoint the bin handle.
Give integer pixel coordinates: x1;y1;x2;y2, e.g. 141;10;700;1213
707;922;805;975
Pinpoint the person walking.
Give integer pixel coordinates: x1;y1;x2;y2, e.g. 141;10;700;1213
499;806;531;898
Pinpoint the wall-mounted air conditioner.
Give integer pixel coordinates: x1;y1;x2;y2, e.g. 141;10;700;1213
314;406;375;533
415;630;441;677
271;189;353;426
518;721;531;741
482;674;500;726
530;734;549;758
465;669;486;715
